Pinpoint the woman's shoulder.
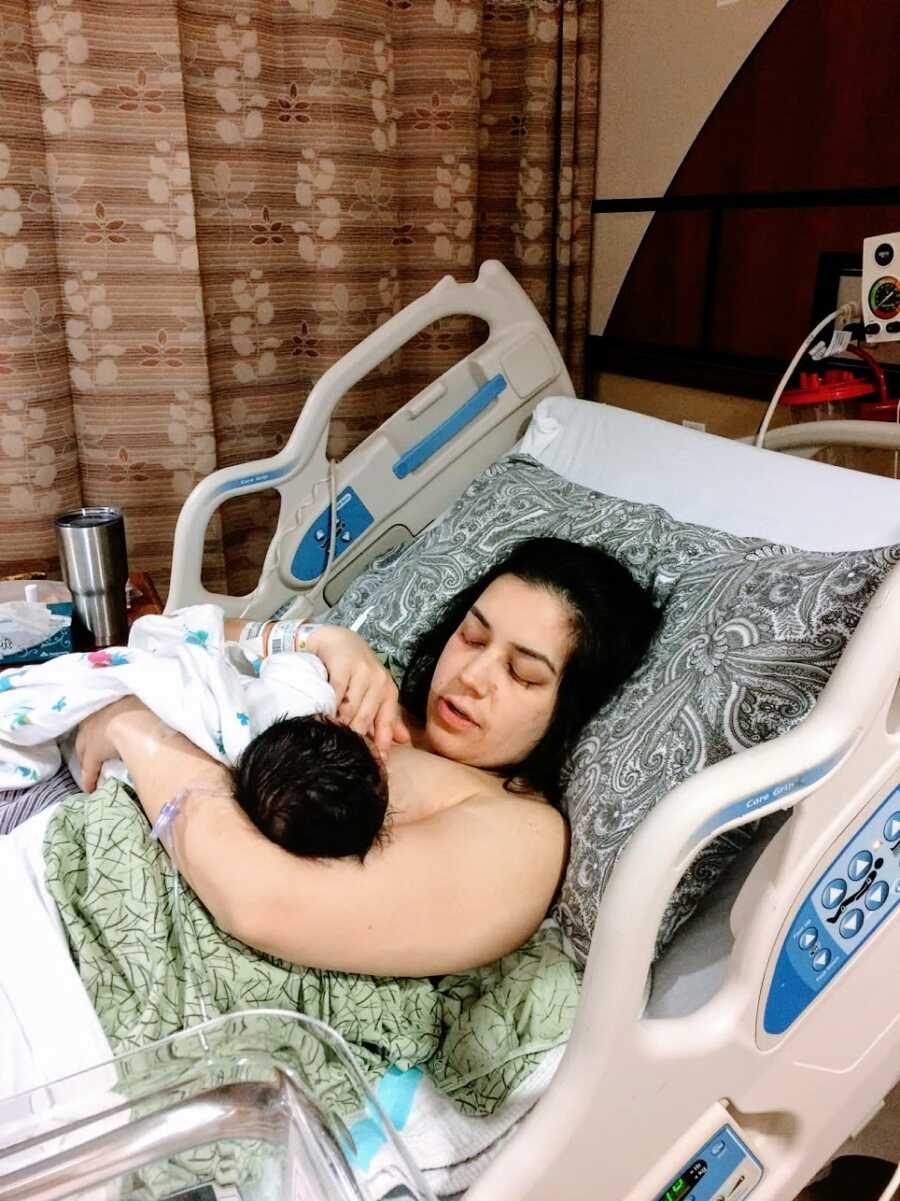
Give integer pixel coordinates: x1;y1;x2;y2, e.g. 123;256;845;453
386;742;561;825
457;787;567;840
384;742;486;822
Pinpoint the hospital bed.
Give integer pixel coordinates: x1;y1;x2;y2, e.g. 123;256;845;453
5;260;900;1201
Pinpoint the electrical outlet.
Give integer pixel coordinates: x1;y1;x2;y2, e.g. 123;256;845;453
682;419;706;432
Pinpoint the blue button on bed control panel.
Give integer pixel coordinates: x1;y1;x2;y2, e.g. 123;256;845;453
763;783;900;1035
848;851;873;880
290;487;374;583
653;1125;762;1201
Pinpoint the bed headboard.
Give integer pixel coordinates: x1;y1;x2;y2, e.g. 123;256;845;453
166;261;574;620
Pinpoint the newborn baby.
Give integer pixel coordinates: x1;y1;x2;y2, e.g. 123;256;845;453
230;714;389;862
0;607;390;861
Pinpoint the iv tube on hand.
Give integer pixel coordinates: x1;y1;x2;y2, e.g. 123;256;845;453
151;789;213;1032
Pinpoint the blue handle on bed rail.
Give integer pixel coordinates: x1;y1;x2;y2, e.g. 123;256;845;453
213;463;291;498
693;745;848;844
393;374;507;480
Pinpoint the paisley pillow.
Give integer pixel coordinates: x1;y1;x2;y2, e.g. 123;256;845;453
326;454;900;963
559;538;898;960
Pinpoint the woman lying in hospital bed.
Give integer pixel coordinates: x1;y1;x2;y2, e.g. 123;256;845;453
0;535;659;1111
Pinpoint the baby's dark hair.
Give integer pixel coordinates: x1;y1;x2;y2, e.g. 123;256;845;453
230;715;389;862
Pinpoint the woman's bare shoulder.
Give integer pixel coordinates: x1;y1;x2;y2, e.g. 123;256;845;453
385;742;560;824
455;788;568;854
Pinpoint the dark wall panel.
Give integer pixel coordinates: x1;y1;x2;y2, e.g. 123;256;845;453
604;211;712;349
671;0;900;197
602;0;900;390
711;205;900;359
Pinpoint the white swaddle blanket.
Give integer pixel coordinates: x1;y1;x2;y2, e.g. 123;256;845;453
0;605;335;790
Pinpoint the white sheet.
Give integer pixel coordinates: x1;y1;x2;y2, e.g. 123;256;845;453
0;808;111;1112
359;1045;566;1198
521;397;900;552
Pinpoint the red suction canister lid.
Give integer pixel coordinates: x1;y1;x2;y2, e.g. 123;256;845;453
780;370;877;407
859;399;900;421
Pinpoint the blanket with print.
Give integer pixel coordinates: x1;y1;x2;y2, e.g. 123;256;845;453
43;781;579;1120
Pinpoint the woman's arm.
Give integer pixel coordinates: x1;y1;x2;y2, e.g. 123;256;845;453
75;697;227;817
75;700;252;931
229;793;568;975
77;701;567;975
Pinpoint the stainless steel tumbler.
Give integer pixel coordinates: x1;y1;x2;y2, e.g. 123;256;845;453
55;507;129;648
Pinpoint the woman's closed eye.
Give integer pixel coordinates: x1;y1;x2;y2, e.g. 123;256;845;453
459;627;547;687
509;661;548;688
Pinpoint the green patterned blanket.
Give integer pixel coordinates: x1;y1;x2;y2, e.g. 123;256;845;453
43;782;580;1118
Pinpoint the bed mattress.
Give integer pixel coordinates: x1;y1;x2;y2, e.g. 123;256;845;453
520;397;900;551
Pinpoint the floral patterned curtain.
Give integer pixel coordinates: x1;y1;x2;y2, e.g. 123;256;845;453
0;0;598;596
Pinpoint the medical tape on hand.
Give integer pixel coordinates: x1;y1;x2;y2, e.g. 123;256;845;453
150;790;186;843
239;620;322;657
150;783;223;852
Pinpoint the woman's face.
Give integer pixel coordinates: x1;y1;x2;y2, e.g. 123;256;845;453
424;574;575;769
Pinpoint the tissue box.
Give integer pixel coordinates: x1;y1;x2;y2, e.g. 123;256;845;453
0;580;73;666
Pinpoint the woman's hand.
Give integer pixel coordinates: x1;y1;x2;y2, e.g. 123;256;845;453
74;696;152;791
306;626;410;758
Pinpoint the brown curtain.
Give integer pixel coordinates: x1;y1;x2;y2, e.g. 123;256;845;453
0;0;598;597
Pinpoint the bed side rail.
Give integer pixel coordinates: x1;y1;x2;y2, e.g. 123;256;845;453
166;260;574;618
586;558;900;1047
758;418;900;457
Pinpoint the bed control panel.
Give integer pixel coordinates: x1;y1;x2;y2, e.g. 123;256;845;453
290;486;374;583
653;1126;762;1201
763;784;900;1035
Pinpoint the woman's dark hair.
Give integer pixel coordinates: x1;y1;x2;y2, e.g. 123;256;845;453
400;536;661;806
231;715;388;862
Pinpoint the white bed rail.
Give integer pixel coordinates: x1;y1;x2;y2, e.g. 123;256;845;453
167;261;573;619
471;559;900;1201
759;418;900;457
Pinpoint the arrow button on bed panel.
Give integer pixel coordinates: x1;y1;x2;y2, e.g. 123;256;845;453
848;852;873;881
821;880;846;909
884;813;900;842
812;949;832;971
838;909;864;939
866;881;890;910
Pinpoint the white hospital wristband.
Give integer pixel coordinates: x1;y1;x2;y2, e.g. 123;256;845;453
238;620;322;658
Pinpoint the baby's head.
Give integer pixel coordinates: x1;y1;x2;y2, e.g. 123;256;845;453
230;715;389;862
